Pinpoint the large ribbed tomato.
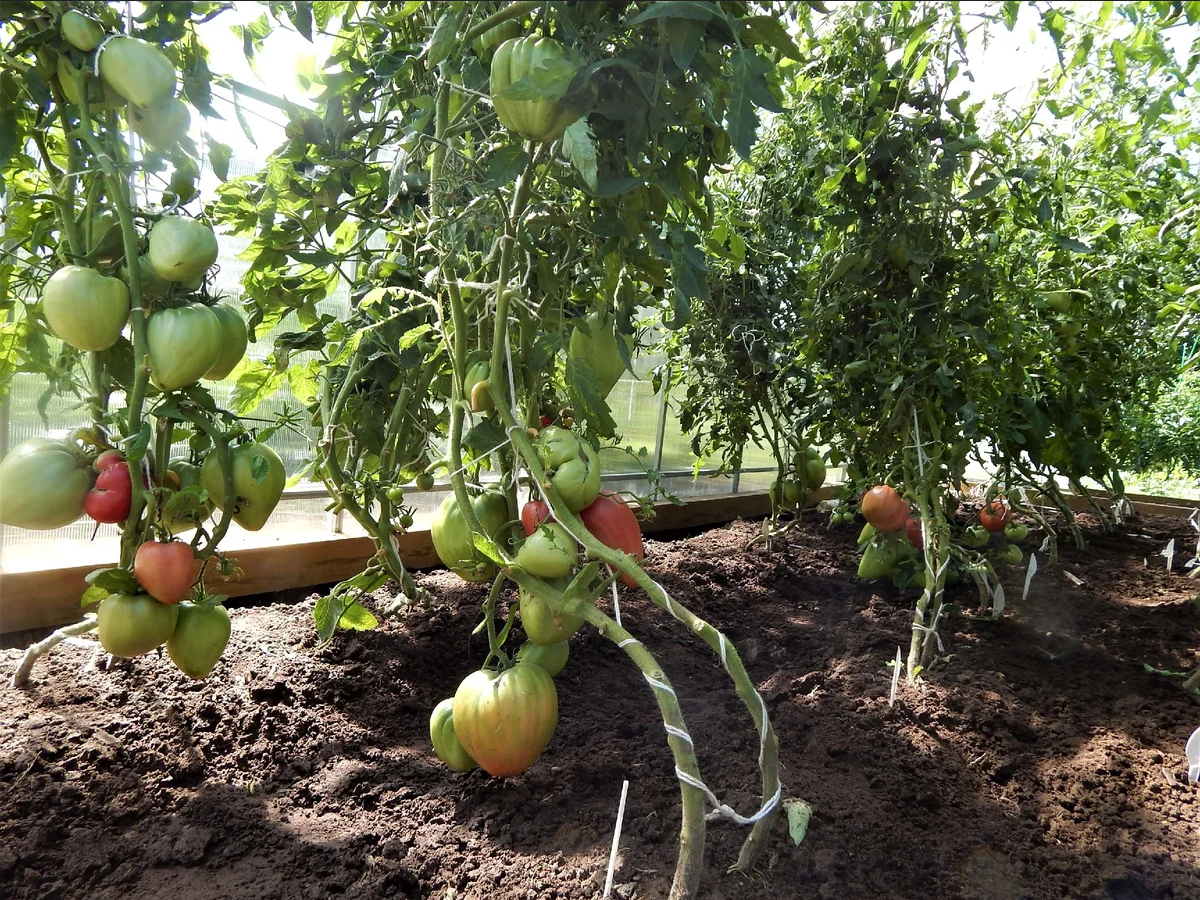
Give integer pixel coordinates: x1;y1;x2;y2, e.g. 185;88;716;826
980;500;1011;532
568;311;633;400
0;438;91;529
534;426;600;512
516;640;569;677
166;602;231;679
580;491;644;587
202;304;248;381
861;485;908;532
201;442;286;532
517;522;578;579
134;540;198;605
147;304;223;391
489;36;580;142
42;266;129;352
128;97;191;151
430;491;509;581
452;664;558;777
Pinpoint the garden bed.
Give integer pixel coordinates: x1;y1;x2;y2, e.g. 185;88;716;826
2;514;1199;900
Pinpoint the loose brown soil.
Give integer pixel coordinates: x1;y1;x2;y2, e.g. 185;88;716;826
2;513;1200;900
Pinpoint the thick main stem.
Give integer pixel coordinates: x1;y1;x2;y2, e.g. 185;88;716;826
11;618;99;688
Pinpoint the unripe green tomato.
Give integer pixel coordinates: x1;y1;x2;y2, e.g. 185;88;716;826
98;36;177;109
517;522;579;579
415;472;436;491
202;304;248;381
0;438;91;529
516;639;569;677
128;97;191;151
97;592;180;657
386;486;405;503
56;55;122;109
42;266;129;352
201;442;286;532
166;602;231;679
399;513;414;529
148;216;218;282
489;36;580;142
61;10;105;51
147;304;223;391
430;698;477;772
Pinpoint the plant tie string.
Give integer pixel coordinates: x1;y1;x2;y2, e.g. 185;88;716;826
911;603;945;653
610;581;622;627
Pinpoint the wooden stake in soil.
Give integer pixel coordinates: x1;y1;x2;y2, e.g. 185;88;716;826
604;779;631;898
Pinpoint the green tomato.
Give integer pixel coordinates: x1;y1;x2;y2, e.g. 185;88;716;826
162;458;211;534
98;36;177;109
805;457;826;491
430;491;509;582
464;360;494;412
97;592;180;658
962;525;991;548
517;640;569;677
857;533;910;580
201;442;286;532
128;97;191;151
474;19;521;56
857;522;876;546
518;522;578;579
415;472;436;491
997;544;1024;566
0;438;91;530
453;664;558;777
430;698;478;772
1044;290;1072;313
386;486;405;503
166;602;231;679
520;577;583;645
1055;319;1082;338
782;480;805;505
126;254;200;301
489;36;580;142
148;216;218;282
568;310;633;400
61;10;105;51
534;427;601;512
202;304;248;381
41;266;129;352
147;304;223;391
1004;522;1029;542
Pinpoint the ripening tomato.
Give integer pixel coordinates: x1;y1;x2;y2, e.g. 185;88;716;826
980;500;1010;533
861;485;908;532
579;491;644;587
452;664;559;777
84;451;132;524
521;500;551;535
134;540;198;605
905;516;923;550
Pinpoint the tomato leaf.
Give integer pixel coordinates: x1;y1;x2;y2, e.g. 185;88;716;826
231;359;287;415
562;119;599;192
726;49;784;161
206;137;233;182
493;58;579;103
1052;235;1094;254
783;799;813;846
483;145;529;188
742;16;803;61
85;567;140;596
667;18;705;69
81;585;108;608
425;6;458;68
337;600;379;632
625;1;714;27
464;419;508;456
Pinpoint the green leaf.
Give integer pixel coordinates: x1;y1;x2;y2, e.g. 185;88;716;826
125;422;153;464
626;1;714;27
249;450;271;484
962;176;1002;201
562;119;599;191
472;531;504;564
742;16;802;61
667;18;705;69
230;87;257;147
493;58;579;102
81;585;108;608
288;359;321;406
85;567;140;596
337;600;378;632
1052;235;1094;254
1002;0;1020;29
484;145;529;187
783;799;812;846
207;137;233;181
1111;41;1126;82
426;6;459;68
902;16;937;68
464;419;509;456
0;110;17;172
725;50;784;162
565;355;618;437
231;359;287;415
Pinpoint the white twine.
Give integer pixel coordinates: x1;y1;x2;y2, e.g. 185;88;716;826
611;581;622;627
911;603;945;653
617;638;640;649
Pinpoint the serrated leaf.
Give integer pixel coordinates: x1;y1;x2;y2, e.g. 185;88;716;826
86;567;140;595
288;359;321;406
783;799;812;846
962;176;1002;201
337;600;378;632
666;17;705;69
125;422;153;463
562;119;599;191
249;450;271;484
565;355;618;437
743;16;802;61
484;145;528;187
313;594;338;644
399;323;433;349
231;359;286;415
626;0;714;26
726;49;784;161
472;531;504;564
81;585;108;608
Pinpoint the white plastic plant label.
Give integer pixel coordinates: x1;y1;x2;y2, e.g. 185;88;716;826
1186;726;1200;784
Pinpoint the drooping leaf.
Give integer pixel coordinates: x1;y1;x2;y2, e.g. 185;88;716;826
562;118;599;191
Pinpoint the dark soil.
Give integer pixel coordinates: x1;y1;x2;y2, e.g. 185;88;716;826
3;513;1200;900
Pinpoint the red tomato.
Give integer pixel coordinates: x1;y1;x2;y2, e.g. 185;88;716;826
84;453;132;523
905;516;923;549
861;485;907;532
580;491;644;587
520;500;550;536
134;540;198;605
980;500;1010;532
539;415;553;427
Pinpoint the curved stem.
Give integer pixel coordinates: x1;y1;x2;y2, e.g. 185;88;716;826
10;617;98;688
